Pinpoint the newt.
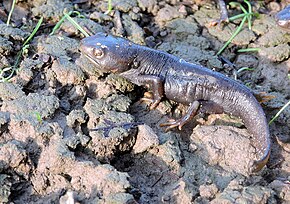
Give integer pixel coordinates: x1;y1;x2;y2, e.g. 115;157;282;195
80;33;271;173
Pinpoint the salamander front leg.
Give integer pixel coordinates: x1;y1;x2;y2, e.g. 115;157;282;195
138;75;164;110
160;101;200;131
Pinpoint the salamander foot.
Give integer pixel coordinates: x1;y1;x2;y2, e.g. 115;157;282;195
139;92;161;110
160;101;200;131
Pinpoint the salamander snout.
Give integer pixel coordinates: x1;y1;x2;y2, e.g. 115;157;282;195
80;33;137;73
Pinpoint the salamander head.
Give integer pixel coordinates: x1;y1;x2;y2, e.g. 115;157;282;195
80;33;137;73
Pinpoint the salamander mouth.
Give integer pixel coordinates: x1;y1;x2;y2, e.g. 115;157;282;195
83;53;100;66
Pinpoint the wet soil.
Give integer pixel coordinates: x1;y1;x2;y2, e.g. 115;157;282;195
0;0;289;203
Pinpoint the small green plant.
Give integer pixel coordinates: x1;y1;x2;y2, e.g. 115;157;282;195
269;100;290;125
32;111;43;124
0;17;43;82
217;0;258;55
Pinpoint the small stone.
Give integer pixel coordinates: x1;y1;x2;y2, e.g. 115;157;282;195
155;5;184;26
67;110;87;127
199;184;219;199
104;193;136;204
189;143;198;152
51;58;85;85
178;5;187;15
145;36;156;47
132;6;140;13
133;124;159;154
59;190;78;204
160;30;168;37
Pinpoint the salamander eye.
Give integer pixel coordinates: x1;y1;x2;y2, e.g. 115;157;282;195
93;48;104;58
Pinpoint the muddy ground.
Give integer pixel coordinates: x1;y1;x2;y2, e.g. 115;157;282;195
0;0;289;203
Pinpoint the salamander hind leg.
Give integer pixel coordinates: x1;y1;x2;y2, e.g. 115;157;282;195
160;101;200;132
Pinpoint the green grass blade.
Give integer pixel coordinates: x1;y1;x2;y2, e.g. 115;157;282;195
50;11;85;36
234;67;254;80
105;0;113;14
236;67;254;73
65;14;90;37
229;2;247;14
244;0;252;29
50;11;73;36
229;13;247;21
269;100;290;124
229;12;256;22
237;47;260;52
217;16;247;55
14;17;43;69
23;17;43;47
6;0;17;26
230;1;252;29
244;0;252;13
239;4;248;14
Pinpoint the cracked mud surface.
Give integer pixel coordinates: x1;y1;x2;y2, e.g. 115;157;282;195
0;0;289;203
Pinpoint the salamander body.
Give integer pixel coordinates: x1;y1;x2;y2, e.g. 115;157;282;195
80;33;271;172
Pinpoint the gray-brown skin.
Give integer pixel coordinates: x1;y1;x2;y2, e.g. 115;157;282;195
275;5;290;29
80;33;271;173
